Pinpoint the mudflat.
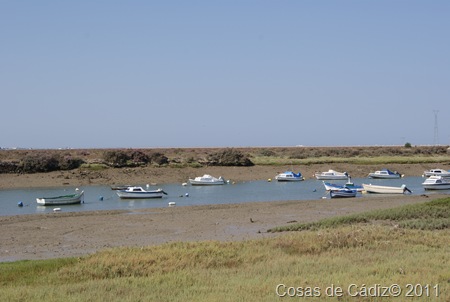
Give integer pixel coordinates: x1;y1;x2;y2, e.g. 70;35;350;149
0;163;447;262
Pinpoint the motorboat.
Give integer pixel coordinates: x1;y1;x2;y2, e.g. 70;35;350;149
275;171;304;181
36;189;84;205
422;176;450;190
330;187;357;198
362;183;411;194
116;186;167;199
189;174;226;185
368;169;402;179
423;168;450;178
314;170;349;180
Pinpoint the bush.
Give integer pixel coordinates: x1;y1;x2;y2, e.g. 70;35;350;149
128;150;150;165
0;161;19;173
20;154;60;173
404;142;412;148
206;149;254;166
149;152;169;165
103;150;130;167
59;156;85;170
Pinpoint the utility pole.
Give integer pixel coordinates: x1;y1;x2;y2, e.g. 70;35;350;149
433;110;439;145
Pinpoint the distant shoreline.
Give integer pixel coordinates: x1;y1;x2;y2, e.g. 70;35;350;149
1;146;449;189
0;162;448;190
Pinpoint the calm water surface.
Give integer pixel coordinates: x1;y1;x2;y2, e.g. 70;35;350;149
0;177;447;216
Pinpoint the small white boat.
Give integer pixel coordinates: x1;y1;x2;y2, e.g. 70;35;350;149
314;170;349;180
330;187;357;198
275;171;304;181
368;169;402;179
423;168;450;178
189;174;225;185
323;179;364;192
36;190;84;205
116;186;167;199
362;183;411;194
422;176;450;190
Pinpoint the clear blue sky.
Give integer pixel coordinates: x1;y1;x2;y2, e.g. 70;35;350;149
1;1;449;149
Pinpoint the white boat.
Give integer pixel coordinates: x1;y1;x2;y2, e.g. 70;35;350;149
189;174;226;185
116;186;167;199
275;171;304;181
362;183;411;194
330;187;357;198
36;189;84;205
322;179;364;192
422;176;450;190
423;168;450;178
368;169;402;179
314;170;349;180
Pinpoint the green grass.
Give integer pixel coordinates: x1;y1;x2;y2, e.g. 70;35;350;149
79;163;109;170
1;198;449;301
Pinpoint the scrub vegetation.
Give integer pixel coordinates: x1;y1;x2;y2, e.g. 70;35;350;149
1;198;448;301
0;145;449;173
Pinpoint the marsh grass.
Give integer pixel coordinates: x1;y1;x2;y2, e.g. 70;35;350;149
268;197;450;232
1;198;449;301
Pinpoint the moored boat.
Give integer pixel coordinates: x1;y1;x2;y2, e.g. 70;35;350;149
423;168;450;178
36;189;84;206
275;171;304;181
362;183;411;194
368;169;402;179
422;176;450;190
189;174;226;185
314;170;349;180
323;180;364;192
116;186;168;199
330;187;357;198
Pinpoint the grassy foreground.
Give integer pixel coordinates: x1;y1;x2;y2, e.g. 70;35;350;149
1;199;449;301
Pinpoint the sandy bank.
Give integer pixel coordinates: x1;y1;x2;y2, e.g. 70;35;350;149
0;194;443;262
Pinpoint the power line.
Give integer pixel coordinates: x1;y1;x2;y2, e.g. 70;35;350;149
433;110;439;145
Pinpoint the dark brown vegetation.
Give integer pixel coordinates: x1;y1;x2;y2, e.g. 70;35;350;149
0;145;448;174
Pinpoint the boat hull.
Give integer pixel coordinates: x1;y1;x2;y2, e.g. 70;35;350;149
117;191;165;199
275;178;303;181
368;174;401;179
315;175;348;180
422;184;450;190
36;191;84;206
330;190;357;198
362;184;408;194
189;180;225;185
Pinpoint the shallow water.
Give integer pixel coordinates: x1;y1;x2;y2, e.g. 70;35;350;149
0;177;446;216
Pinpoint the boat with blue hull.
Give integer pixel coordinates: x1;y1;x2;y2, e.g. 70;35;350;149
322;177;363;192
368;169;402;179
330;187;357;198
275;171;304;181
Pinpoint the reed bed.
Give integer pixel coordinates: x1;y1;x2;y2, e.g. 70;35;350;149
1;198;448;301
